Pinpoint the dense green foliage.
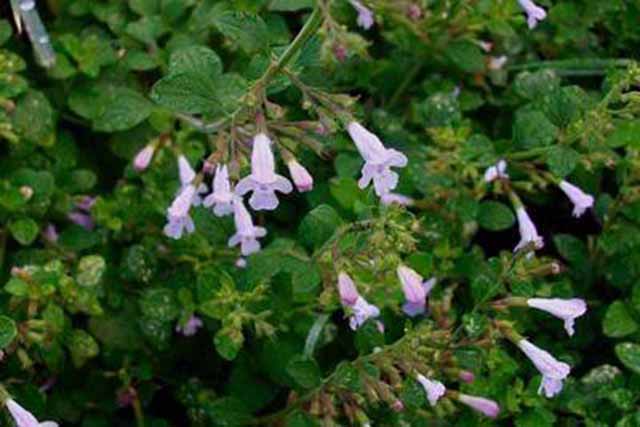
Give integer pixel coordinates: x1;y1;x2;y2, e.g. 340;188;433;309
2;0;640;426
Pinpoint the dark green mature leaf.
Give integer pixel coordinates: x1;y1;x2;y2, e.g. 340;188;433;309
0;316;17;349
616;343;640;375
151;73;219;114
93;87;152;132
603;301;638;338
213;12;269;53
513;110;557;148
13;90;55;145
169;45;223;76
477;201;515;231
298;204;343;249
8;218;39;245
547;145;580;177
268;0;313;11
445;41;485;73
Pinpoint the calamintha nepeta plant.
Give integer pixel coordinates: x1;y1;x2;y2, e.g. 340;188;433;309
2;0;640;426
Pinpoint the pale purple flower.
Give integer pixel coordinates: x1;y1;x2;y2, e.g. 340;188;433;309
527;298;587;336
178;155;196;185
479;41;493;52
68;212;94;230
236;134;293;211
6;399;58;427
397;265;436;317
416;374;446;406
349;0;374;30
235;258;247;269
338;272;360;306
488;55;508;71
176;315;203;337
518;0;547;29
76;196;96;212
133;144;155;172
337;272;381;330
484;160;508;183
203;164;234;217
228;196;267;256
459;370;475;383
559;180;594;218
458;394;500;418
514;206;543;252
42;224;58;243
380;193;414;207
287;159;314;192
347;122;408;197
517;339;571;398
163;213;195;240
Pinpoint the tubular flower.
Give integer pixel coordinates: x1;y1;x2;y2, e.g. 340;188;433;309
347;122;408;197
527;298;587;336
133;144;155;172
457;394;500;418
337;272;381;330
517;339;571;398
514;206;543;252
416;374;446;406
203;164;234;217
484;159;508;183
6;399;58;427
236;134;293;211
164;156;206;240
348;0;374;29
559;180;594;218
396;265;437;317
228;197;267;256
176;315;204;337
517;0;547;29
286;159;314;192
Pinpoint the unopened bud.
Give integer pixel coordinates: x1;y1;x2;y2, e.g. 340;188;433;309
20;186;33;200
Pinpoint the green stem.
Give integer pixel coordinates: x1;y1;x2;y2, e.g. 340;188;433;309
0;229;6;272
507;58;634;72
132;395;145;427
256;7;323;90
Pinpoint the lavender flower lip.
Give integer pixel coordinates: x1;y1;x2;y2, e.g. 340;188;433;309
347;122;408;198
235;133;293;211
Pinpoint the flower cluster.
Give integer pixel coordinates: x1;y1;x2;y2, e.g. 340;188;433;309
152;122;407;261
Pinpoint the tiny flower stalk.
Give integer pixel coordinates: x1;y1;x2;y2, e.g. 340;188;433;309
346;122;408;197
558;180;594;218
236;133;293;211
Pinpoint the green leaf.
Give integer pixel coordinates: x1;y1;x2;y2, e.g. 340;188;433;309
607;120;640;149
213;12;269;54
515;408;556;427
214;328;244;361
513;110;557;149
546;145;580;178
93;87;152;132
298;204;343;249
268;0;313;11
603;301;638;338
514;70;561;100
445;41;485;73
66;329;99;368
8;218;39;245
151;72;219;114
76;255;106;287
553;234;588;265
0;316;17;348
169;45;223;76
477;201;515;231
616;342;640;375
139;288;179;321
286;356;321;389
13;90;55;145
